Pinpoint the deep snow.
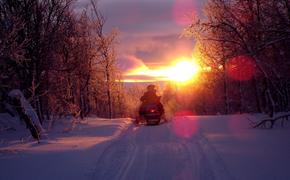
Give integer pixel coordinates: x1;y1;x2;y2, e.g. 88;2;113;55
0;113;289;180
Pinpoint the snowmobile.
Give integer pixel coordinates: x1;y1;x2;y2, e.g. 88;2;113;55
140;103;164;125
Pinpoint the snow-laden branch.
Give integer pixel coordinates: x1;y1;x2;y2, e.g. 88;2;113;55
249;114;290;129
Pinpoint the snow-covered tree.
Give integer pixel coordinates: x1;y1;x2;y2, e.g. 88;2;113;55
186;0;290;115
1;0;126;122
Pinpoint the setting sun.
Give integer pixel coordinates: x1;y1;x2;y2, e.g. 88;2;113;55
122;57;201;83
167;60;200;82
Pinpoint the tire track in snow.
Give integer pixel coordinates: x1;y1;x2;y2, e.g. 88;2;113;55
127;123;211;180
118;145;139;180
182;141;215;180
117;123;191;180
144;143;188;180
195;129;235;180
120;140;149;180
92;119;234;180
92;125;138;180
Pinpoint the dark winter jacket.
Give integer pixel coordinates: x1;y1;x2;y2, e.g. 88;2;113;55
140;90;160;105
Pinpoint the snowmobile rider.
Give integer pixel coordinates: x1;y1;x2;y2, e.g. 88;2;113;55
139;84;164;116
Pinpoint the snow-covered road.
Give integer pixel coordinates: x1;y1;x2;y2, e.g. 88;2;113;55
93;119;233;180
1;114;290;180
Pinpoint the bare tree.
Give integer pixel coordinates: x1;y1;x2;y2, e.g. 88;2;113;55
187;0;290;115
90;0;118;118
1;0;126;125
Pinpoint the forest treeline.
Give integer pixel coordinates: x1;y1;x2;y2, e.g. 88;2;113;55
0;0;126;121
1;0;289;121
180;0;290;116
112;0;290;118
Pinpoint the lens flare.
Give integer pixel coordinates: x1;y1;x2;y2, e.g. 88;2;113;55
228;114;251;140
171;110;198;139
226;55;256;81
172;116;198;139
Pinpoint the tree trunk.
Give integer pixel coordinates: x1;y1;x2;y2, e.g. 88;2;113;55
223;63;229;114
253;75;262;113
105;53;112;119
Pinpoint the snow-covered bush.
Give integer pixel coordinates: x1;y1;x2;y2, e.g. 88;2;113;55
8;89;45;133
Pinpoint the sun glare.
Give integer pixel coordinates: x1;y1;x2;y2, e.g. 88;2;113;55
167;60;200;82
123;57;201;83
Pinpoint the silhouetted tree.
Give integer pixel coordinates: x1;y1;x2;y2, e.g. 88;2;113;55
187;0;290;115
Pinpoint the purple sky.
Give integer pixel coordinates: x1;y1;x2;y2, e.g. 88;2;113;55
75;0;206;81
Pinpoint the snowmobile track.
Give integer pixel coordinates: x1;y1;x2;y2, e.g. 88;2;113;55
92;121;234;180
196;129;235;180
92;125;138;180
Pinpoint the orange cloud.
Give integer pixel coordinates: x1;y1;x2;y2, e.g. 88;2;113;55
118;55;149;75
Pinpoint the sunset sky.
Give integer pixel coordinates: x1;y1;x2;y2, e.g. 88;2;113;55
76;0;206;82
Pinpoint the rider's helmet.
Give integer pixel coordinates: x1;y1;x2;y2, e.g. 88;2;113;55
147;84;156;91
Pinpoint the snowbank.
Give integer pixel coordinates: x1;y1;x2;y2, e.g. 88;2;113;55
193;114;290;180
0;114;132;180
